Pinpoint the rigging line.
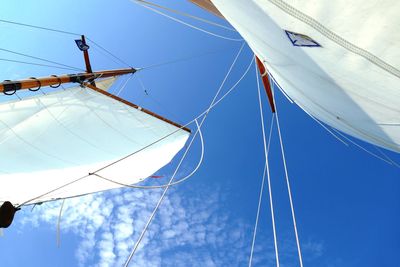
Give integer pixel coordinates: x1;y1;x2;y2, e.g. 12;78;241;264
0;18;80;36
86;37;132;68
138;46;237;71
249;119;276;267
94;42;246;175
135;0;236;32
17;43;247;207
300;108;349;146
132;0;244;42
0;58;85;71
273;87;304;267
374;146;400;168
124;43;246;266
116;73;134;96
94;53;254;189
329;127;394;165
93;114;204;189
0;47;85;72
56;199;66;248
249;62;279;267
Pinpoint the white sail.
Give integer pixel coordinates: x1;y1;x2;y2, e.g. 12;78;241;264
210;0;400;152
0;78;190;205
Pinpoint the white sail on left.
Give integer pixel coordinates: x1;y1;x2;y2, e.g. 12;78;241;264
0;78;190;205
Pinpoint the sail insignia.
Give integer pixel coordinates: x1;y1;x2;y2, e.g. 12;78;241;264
285;30;321;47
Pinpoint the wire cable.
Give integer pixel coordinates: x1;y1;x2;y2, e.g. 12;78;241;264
124;42;246;266
0;18;80;36
249;61;280;267
131;0;243;42
135;0;236;31
273;85;304;267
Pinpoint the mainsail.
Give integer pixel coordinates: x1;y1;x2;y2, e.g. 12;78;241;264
0;78;190;205
195;0;400;152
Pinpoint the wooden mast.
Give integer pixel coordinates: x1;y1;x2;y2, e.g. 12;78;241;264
0;36;190;133
0;68;136;94
256;57;276;113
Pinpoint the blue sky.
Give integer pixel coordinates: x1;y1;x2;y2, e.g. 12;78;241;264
0;0;399;266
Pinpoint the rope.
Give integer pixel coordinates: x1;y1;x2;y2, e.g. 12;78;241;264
249;62;280;267
374;146;400;168
94;114;204;189
86;37;133;68
16;44;250;207
267;0;400;80
273;87;304;267
56;199;65;247
0;18;80;36
0;47;85;72
116;73;134;96
124;42;246;266
329;127;394;165
132;0;243;42
135;0;236;32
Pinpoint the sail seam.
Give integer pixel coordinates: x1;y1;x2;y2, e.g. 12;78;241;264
265;0;400;79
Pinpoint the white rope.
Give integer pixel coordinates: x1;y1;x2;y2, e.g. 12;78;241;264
56;199;65;248
132;0;243;42
93;116;204;189
273;87;304;267
116;73;134;96
329;127;394;165
124;42;246;266
249;61;279;267
374;146;400;168
135;0;236;32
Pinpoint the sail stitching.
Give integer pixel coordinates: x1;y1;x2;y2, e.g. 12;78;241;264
266;0;400;79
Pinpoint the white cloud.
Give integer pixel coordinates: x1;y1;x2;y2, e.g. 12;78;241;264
16;185;324;267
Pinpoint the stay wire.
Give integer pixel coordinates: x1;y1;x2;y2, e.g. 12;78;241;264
0;18;80;36
0;58;85;72
17;43;249;206
249;60;280;267
135;0;236;31
273;84;304;267
86;37;133;68
0;47;85;72
124;42;246;266
132;0;243;42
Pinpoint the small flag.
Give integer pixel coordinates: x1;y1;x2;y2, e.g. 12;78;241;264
75;39;90;51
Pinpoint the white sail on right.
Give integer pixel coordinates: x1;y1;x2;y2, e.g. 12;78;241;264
208;0;400;152
0;78;190;205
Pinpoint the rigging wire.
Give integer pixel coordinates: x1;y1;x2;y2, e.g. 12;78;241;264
0;47;85;72
86;51;254;190
374;146;400;168
86;37;133;68
116;73;135;96
273;84;304;267
16;44;250;206
135;0;236;32
93;115;204;189
249;62;279;267
124;42;246;266
0;18;80;36
0;58;86;72
132;0;243;42
329;127;394;165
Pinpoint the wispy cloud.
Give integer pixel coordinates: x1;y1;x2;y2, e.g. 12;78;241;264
17;185;324;267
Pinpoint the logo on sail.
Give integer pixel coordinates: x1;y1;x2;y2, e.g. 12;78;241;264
285;30;321;47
